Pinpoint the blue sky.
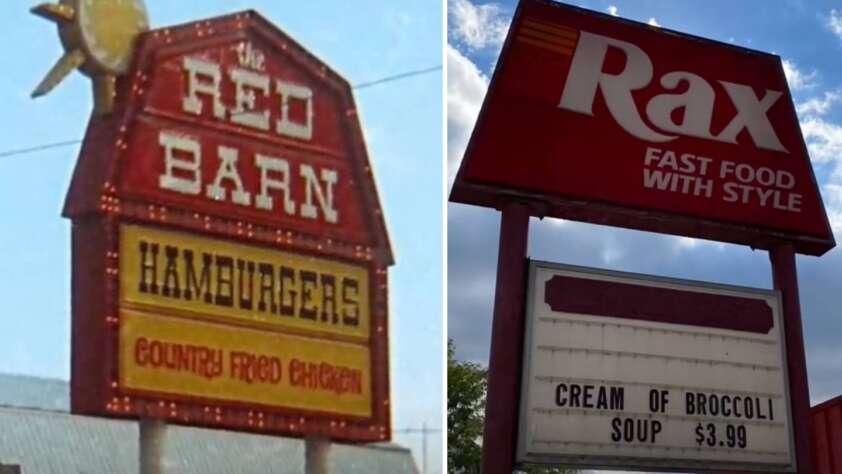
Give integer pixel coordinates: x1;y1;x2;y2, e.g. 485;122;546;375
448;0;842;413
0;0;442;471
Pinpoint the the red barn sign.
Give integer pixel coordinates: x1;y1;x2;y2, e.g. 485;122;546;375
450;0;834;255
64;11;393;443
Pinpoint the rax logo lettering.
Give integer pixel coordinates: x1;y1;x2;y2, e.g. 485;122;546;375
559;31;788;153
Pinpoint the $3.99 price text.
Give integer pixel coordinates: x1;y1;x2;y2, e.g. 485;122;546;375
695;423;748;449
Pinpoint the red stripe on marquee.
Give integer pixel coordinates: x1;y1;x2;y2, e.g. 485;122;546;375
544;275;774;334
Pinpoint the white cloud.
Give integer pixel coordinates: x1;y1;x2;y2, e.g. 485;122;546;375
784;76;842;233
797;90;842;117
799;112;842;230
448;0;509;51
669;235;726;255
647;17;661;27
828;9;842;41
808;345;842;401
606;5;619;16
800;116;842;167
547;216;567;227
600;244;623;265
447;45;489;185
676;236;699;249
782;59;817;90
822;184;842;234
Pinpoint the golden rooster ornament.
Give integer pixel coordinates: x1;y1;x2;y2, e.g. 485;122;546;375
31;0;149;114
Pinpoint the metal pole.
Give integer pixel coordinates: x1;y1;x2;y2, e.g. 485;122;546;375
770;244;814;474
422;422;427;474
481;202;531;474
305;437;331;474
139;419;166;474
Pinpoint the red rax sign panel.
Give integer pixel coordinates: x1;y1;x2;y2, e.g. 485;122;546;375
450;0;834;255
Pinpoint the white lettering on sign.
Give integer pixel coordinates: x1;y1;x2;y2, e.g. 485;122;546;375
236;42;266;71
182;57;226;120
230;68;271;131
206;146;251;206
300;165;338;223
181;57;314;141
159;132;202;195
517;262;795;472
276;81;314;140
640;146;803;212
157;131;338;223
559;32;788;152
255;154;296;214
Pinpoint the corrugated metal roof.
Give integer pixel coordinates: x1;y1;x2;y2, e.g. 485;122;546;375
0;374;418;473
0;406;137;473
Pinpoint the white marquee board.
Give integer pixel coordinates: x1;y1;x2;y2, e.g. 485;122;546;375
517;261;795;472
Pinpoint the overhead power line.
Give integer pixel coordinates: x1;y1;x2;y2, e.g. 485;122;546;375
353;65;442;90
0;139;82;159
0;65;441;161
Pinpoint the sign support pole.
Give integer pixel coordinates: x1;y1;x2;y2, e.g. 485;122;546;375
770;244;814;474
139;419;166;474
422;421;428;474
305;437;331;474
481;202;531;474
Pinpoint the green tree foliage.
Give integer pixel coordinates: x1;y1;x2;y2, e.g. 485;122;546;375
447;340;487;474
448;340;577;474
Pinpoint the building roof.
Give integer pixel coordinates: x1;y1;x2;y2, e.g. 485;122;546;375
0;373;68;412
0;374;417;473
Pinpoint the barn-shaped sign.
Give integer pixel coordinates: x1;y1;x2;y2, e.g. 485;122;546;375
63;10;393;443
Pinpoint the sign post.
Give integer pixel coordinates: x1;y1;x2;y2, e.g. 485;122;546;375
305;437;332;474
771;244;815;474
481;202;531;474
139;419;166;474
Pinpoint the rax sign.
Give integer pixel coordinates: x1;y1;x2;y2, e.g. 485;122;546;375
450;0;835;255
560;32;788;152
63;11;393;443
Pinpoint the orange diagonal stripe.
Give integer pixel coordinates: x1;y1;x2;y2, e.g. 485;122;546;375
522;18;579;40
520;28;577;48
516;36;573;55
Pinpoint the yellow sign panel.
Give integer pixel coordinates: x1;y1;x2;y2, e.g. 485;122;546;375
120;224;370;341
119;309;372;417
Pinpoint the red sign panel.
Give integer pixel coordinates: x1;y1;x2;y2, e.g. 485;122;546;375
544;274;774;334
117;34;375;243
450;0;834;255
121;117;371;243
63;11;393;443
811;394;842;474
